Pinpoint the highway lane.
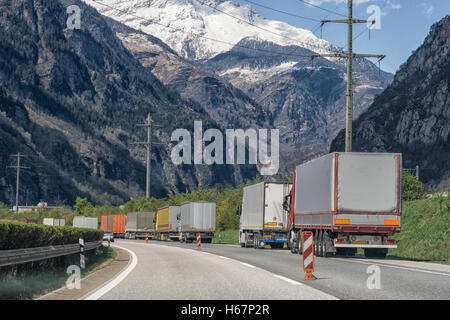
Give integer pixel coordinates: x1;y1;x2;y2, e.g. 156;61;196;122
92;240;337;300
135;240;450;300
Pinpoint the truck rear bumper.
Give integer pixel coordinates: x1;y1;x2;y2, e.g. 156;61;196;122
334;244;397;249
264;239;288;243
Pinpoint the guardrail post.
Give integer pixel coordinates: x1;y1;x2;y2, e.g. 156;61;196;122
79;238;85;269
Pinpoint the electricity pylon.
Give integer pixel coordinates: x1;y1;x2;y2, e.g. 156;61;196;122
311;0;385;152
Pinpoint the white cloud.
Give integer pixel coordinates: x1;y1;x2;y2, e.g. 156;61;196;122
421;3;434;17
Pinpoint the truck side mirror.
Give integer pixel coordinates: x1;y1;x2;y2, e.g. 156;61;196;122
236;205;241;216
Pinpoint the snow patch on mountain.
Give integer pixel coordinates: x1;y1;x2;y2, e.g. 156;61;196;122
83;0;338;60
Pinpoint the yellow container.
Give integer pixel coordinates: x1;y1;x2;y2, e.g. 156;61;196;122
156;207;170;233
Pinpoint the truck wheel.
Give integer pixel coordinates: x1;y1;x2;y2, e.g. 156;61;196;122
297;230;303;255
364;248;387;259
314;231;320;257
289;230;298;254
346;248;357;257
253;234;259;249
317;230;323;257
322;231;330;257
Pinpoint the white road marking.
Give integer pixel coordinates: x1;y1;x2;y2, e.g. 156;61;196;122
273;275;303;286
83;245;138;300
334;258;450;277
241;262;256;268
110;240;339;300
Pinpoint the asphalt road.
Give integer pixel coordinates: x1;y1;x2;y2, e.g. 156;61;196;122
98;239;450;300
95;240;336;300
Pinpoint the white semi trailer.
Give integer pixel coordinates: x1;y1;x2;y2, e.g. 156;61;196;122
287;152;402;258
179;202;216;243
72;216;98;229
43;218;65;226
239;182;292;249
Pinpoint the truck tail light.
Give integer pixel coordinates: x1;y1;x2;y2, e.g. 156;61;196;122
335;219;350;225
334;238;346;244
384;239;397;245
384;219;399;226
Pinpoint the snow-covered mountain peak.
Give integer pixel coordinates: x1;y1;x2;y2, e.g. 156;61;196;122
83;0;337;60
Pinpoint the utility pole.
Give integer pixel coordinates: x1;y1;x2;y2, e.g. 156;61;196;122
7;152;30;216
133;113;162;199
312;0;385;152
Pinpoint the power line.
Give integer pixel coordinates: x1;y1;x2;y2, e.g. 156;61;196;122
311;0;385;152
194;0;315;48
242;0;321;22
7;152;30;216
296;0;347;18
132;113;163;199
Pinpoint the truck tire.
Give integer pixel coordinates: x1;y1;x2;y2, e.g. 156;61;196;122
297;230;303;255
317;230;324;257
314;231;320;257
289;230;298;254
322;231;330;257
253;234;259;249
364;248;387;259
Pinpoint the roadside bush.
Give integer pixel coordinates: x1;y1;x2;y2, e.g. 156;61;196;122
0;221;103;250
402;170;426;201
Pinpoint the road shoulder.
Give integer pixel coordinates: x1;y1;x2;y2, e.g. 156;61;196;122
37;246;130;300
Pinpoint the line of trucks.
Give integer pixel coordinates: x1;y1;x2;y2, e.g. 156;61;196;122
238;152;402;259
71;152;402;259
94;202;216;243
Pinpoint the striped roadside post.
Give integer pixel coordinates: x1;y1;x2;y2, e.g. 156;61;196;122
145;233;149;244
302;231;316;280
196;233;201;251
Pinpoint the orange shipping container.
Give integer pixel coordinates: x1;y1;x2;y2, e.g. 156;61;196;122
113;214;126;234
101;215;114;231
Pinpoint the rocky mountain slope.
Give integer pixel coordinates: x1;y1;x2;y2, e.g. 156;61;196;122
331;16;450;189
87;0;393;176
0;0;257;206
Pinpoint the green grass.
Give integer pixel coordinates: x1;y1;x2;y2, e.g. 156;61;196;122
0;245;116;300
210;196;449;265
212;229;240;245
388;196;450;264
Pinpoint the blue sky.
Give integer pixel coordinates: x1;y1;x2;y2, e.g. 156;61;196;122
234;0;450;74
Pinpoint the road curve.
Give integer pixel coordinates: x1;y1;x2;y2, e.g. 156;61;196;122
134;240;450;300
89;240;337;300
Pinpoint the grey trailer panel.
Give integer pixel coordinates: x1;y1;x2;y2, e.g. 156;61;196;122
240;182;265;230
264;183;290;228
294;153;334;214
125;212;138;232
337;153;400;212
136;212;156;231
169;206;180;232
202;202;216;230
181;202;216;232
73;216;98;229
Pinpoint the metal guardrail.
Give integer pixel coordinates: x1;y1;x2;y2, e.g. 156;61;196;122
0;240;103;267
